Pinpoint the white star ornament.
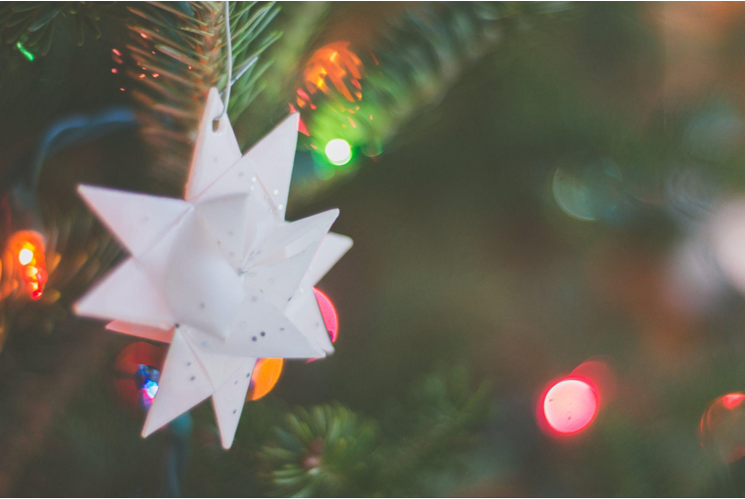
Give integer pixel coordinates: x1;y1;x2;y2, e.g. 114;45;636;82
74;88;352;448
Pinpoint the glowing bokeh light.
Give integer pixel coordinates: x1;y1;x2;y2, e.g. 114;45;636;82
141;379;159;406
542;378;598;435
288;103;310;136
711;199;745;296
722;393;745;409
16;42;34;61
570;358;616;406
114;342;166;414
247;358;284;401
699;392;745;463
552;168;596;221
325;139;352;166
313;288;339;342
18;248;33;266
303;41;364;102
6;231;47;300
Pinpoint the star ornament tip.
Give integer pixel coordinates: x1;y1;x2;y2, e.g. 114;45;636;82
74;88;352;448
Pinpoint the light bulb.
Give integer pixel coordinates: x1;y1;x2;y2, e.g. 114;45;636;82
247;358;284;401
7;231;47;300
313;288;339;342
541;378;598;435
325;139;352;166
18;248;33;265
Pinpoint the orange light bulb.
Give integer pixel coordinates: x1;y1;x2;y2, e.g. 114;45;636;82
303;42;364;102
6;231;47;300
246;358;284;401
18;248;33;265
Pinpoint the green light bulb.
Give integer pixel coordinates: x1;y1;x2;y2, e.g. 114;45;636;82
16;42;34;62
325;139;352;166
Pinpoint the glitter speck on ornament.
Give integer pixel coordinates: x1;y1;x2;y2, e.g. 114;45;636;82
699;392;745;463
540;378;598;435
325;139;352;166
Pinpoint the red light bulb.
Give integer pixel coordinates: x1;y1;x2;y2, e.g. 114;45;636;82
699;392;745;462
540;378;599;435
313;288;338;343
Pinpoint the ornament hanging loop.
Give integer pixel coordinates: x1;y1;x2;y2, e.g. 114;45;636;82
214;1;232;126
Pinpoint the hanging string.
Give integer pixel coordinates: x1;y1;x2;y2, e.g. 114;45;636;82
216;1;232;122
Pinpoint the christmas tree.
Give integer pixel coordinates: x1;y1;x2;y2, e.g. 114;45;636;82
4;1;745;497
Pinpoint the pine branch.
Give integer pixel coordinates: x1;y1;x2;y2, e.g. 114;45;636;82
120;2;226;186
121;1;282;187
0;2;115;55
235;1;331;147
377;365;492;496
228;2;282;115
259;403;380;497
257;366;490;497
293;2;571;185
244;2;576;208
2;1;283;187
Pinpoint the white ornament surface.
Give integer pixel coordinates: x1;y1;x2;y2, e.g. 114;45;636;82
75;88;352;448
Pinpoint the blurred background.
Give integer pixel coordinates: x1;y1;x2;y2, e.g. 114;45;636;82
6;1;745;496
